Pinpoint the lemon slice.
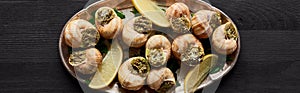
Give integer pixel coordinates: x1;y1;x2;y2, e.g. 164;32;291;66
132;0;170;27
184;54;218;93
88;41;123;89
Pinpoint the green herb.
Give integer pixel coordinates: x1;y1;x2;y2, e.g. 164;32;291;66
204;48;212;54
85;80;91;84
209;55;226;74
191;13;194;17
113;8;126;19
226;56;233;62
100;46;108;55
161;8;166;12
166;59;180;74
89;11;97;25
96;39;109;55
130;7;139;14
130;7;141;17
175;79;181;87
68;47;72;54
210;66;221;74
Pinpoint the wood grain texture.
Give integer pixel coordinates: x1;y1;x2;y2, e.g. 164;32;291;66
210;0;300;30
0;0;300;93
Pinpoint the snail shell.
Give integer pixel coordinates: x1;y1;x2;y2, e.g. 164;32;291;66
118;57;151;90
145;35;171;67
192;10;221;39
212;22;238;55
147;67;175;92
64;19;100;48
95;7;123;39
166;3;191;33
122;16;153;48
69;48;102;74
172;34;205;65
166;3;191;20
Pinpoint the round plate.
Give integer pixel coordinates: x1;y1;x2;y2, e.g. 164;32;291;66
59;0;240;92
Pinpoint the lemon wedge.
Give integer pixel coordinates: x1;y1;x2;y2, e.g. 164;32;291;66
184;54;218;93
132;0;170;27
88;41;123;89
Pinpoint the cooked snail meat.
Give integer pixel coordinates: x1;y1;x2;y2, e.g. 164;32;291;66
212;22;238;55
147;49;165;66
96;8;115;25
81;28;100;47
118;57;151;90
147;67;175;92
225;24;238;40
122;16;153;47
172;34;205;65
131;57;151;75
69;48;102;74
134;16;152;33
181;45;203;62
95;7;123;39
192;10;221;39
146;35;171;67
170;16;191;33
69;50;86;66
64;19;99;48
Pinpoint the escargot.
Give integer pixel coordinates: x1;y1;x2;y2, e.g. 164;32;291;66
118;57;151;90
122;16;153;48
172;34;205;66
147;67;175;93
64;19;100;48
166;3;191;33
212;22;238;55
145;35;171;67
69;48;102;74
95;7;123;39
192;10;222;39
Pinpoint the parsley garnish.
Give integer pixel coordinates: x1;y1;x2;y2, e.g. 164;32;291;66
130;7;141;17
114;8;126;19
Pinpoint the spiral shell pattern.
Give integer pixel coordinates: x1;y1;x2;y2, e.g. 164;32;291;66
64;19;99;48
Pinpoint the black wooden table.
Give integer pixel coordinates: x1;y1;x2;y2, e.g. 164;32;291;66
1;0;300;93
